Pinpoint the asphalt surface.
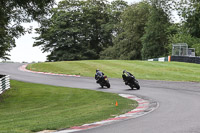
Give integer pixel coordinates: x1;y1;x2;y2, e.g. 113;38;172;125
0;63;200;133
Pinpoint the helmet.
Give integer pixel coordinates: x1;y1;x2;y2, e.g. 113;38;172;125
123;70;126;73
96;69;100;72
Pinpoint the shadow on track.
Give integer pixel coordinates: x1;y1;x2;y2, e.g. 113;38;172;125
124;88;140;91
97;87;111;90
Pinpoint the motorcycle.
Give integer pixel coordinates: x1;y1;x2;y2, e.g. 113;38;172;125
122;73;140;90
96;75;110;88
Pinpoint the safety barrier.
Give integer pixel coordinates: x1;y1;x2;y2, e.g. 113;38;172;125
148;56;200;64
0;75;10;94
171;56;200;64
148;56;170;62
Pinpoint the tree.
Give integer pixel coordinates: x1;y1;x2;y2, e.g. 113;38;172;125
177;0;200;38
34;0;122;61
108;0;128;35
0;0;54;60
141;0;171;59
101;2;150;60
173;0;200;56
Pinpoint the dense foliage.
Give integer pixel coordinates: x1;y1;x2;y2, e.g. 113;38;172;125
34;0;128;61
0;0;54;60
101;2;150;60
177;0;200;38
141;1;171;59
1;0;200;61
175;0;200;56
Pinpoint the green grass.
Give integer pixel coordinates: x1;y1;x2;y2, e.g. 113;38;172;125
27;60;200;82
0;80;137;133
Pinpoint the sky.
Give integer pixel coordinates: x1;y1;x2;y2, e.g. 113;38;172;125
5;0;157;63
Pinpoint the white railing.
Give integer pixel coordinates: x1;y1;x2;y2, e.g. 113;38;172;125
0;75;10;94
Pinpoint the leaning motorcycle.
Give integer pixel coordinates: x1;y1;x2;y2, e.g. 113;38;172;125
96;76;110;88
122;74;140;90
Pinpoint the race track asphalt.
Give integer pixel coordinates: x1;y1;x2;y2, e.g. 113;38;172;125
0;63;200;133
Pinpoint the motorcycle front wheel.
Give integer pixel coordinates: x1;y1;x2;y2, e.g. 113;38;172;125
106;82;110;88
134;80;140;90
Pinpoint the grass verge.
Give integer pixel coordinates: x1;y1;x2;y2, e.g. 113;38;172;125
0;80;137;133
27;60;200;82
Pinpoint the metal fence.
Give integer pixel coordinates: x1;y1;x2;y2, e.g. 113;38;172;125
0;75;10;94
172;43;196;57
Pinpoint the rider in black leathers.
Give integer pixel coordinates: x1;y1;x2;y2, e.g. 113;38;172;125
122;70;134;85
95;69;104;83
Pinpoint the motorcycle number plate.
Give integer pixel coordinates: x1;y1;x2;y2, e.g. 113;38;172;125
105;78;108;80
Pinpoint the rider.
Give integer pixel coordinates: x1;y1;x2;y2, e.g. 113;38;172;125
95;69;104;83
122;70;134;85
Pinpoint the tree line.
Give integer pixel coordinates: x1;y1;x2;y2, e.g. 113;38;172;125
0;0;54;60
1;0;200;61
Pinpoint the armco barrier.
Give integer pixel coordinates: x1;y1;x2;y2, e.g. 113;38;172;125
148;56;200;64
0;75;10;94
148;56;170;62
171;56;200;64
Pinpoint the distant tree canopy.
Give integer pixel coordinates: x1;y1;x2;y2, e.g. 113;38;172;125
0;0;54;60
166;0;200;57
141;0;171;59
100;2;151;60
178;0;200;38
34;0;128;61
2;0;200;61
101;0;172;60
